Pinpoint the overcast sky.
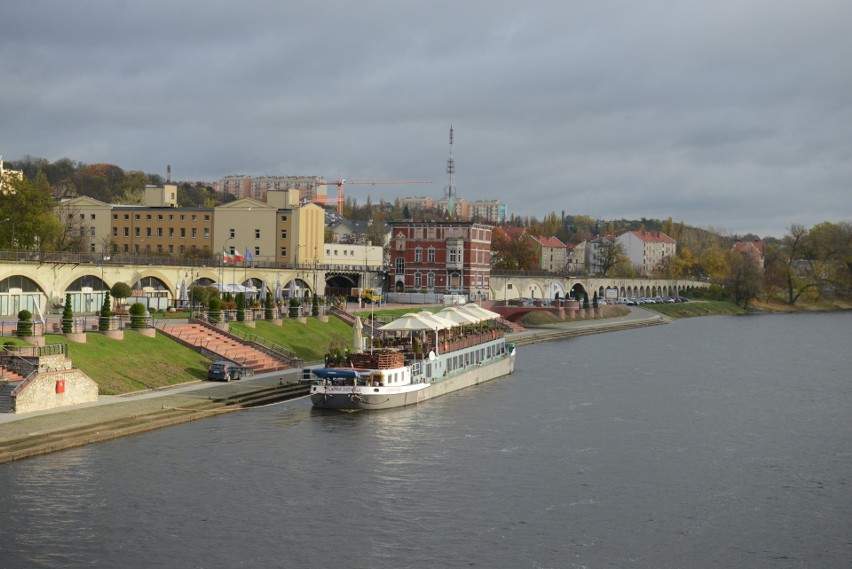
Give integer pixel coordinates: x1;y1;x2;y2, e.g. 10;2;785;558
3;1;851;238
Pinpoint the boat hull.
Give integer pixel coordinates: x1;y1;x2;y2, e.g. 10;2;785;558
310;351;515;410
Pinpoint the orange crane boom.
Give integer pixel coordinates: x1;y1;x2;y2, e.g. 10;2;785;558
323;179;432;215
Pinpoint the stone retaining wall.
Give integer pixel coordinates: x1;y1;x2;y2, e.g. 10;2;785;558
12;369;98;414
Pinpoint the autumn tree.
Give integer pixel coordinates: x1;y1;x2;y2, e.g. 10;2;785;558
723;249;762;308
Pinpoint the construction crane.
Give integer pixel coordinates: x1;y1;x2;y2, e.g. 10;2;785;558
321;179;431;215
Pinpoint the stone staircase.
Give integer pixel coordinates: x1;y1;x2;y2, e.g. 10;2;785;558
160;324;291;374
0;366;27;412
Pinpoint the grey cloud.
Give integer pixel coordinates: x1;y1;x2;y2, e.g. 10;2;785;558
2;0;851;238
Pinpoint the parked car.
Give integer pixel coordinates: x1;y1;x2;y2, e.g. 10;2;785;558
208;361;243;382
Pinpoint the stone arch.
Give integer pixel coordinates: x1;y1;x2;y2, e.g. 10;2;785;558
130;274;172;311
0;274;48;317
547;280;566;300
64;274;109;314
568;282;587;301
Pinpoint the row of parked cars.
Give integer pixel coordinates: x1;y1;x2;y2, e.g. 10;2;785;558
622;296;689;305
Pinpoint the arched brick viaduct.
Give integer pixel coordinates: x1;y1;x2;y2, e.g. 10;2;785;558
489;275;709;303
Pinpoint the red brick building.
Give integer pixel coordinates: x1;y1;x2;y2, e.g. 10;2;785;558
389;221;493;299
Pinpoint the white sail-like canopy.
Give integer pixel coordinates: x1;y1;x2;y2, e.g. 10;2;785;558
458;303;500;321
378;313;436;331
417;311;456;330
436;307;481;325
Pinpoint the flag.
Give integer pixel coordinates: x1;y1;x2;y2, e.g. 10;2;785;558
245;248;254;263
233;249;244;262
223;247;234;263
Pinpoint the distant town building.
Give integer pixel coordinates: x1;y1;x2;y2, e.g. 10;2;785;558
616;230;677;275
0;157;23;195
566;241;587;274
216;175;327;203
733;239;765;271
523;234;567;273
58;185;325;266
399;196;506;224
389;220;492;299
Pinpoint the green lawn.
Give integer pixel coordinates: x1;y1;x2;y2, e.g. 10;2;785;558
229;316;354;362
45;332;212;395
642;299;746;318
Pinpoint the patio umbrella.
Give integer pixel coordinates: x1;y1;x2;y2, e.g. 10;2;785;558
289;279;297;298
353;316;364;353
417;311;456;330
378;313;436;331
436;307;480;325
458;303;501;321
275;278;283;301
178;278;189;306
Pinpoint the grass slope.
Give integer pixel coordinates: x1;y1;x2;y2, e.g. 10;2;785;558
229;317;354;362
642;300;746;318
46;332;212;395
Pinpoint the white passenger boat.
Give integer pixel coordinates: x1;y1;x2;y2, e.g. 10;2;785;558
309;307;516;410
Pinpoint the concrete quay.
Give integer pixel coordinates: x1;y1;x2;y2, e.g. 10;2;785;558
0;307;666;464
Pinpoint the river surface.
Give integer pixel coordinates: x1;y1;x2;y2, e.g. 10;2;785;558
1;312;850;569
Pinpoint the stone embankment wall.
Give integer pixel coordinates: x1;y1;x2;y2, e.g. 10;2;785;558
2;352;99;414
12;370;98;414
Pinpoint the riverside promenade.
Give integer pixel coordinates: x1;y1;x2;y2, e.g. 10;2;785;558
0;306;667;463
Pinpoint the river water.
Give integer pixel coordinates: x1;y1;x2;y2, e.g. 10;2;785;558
1;312;850;569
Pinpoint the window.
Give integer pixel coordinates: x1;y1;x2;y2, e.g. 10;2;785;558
146;228;152;237
427;272;435;288
168;245;174;254
229;228;235;238
157;214;163;220
113;228;118;237
180;215;185;221
135;228;140;237
192;215;197;221
124;228;129;237
395;257;405;274
428;247;436;263
90;243;96;252
124;214;129;220
281;229;287;239
414;248;422;262
255;229;260;239
80;214;85;220
169;215;174;221
113;214;118;220
135;214;140;220
191;228;197;238
146;214;152;220
414;272;422;287
254;247;260;256
281;215;287;222
204;215;210;221
204;228;210;238
180;228;186;238
157;228;163;237
449;248;457;263
90;214;96;220
169;228;174;237
281;247;287;257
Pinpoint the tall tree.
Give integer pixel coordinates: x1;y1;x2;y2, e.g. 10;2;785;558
724;249;762;308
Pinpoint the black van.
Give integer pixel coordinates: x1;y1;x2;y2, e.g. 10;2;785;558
207;361;243;382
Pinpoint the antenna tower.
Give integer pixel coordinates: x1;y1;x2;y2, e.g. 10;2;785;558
445;126;457;211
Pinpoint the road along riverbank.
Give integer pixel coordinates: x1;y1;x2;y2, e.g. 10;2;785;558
0;307;666;464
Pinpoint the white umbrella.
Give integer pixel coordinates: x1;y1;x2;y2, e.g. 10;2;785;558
289;279;297;298
275;278;283;301
178;278;188;306
436;307;480;325
417;310;456;330
378;313;436;331
459;303;500;321
353;316;364;353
